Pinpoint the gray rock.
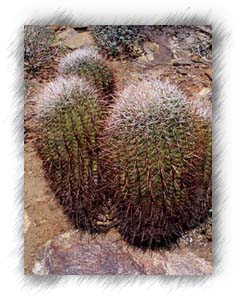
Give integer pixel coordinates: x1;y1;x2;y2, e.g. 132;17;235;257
137;41;173;65
162;250;211;275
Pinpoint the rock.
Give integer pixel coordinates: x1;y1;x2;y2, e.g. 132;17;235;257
145;52;154;61
163;250;211;275
125;246;167;275
154;43;172;64
143;41;160;53
173;58;192;66
183;35;197;45
33;229;212;275
136;54;150;63
137;41;172;65
33;230;144;275
57;28;75;41
24;213;31;234
136;53;155;64
57;29;95;49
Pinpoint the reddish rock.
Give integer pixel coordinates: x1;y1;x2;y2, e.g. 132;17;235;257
33;230;144;275
33;229;212;275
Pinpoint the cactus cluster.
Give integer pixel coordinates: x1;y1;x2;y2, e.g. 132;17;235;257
58;47;114;97
36;41;211;248
37;76;108;233
101;77;211;248
92;25;143;58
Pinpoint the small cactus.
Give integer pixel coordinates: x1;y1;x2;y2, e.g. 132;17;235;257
102;77;211;248
37;76;108;233
24;25;58;76
92;25;143;58
58;47;114;97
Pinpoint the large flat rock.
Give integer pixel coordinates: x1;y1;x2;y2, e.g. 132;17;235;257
57;28;95;49
33;229;212;275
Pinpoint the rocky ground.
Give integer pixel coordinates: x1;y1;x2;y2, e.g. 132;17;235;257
24;26;212;275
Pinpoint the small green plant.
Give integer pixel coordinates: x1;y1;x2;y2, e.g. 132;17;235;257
37;76;108;233
92;25;143;58
58;47;115;97
102;77;211;248
24;25;57;76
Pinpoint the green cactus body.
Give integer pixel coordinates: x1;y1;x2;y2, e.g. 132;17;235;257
37;76;108;233
59;47;114;97
102;78;211;248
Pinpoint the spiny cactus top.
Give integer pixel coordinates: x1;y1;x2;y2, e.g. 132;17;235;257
37;76;108;233
58;47;103;72
37;76;97;114
102;76;211;248
58;46;114;97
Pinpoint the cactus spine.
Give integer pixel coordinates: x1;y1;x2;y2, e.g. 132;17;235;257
58;47;114;97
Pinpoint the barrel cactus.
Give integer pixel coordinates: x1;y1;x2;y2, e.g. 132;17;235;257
58;47;114;97
37;76;109;233
102;77;211;248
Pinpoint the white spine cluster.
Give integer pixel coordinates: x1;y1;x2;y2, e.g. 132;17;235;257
58;46;103;74
37;76;98;116
108;76;189;132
